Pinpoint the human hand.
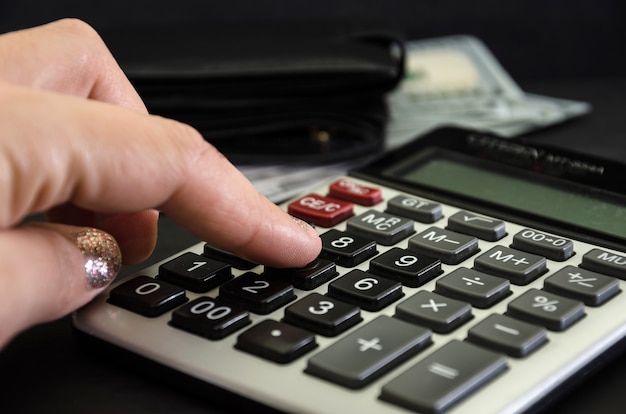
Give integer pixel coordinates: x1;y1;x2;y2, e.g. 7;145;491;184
0;19;321;348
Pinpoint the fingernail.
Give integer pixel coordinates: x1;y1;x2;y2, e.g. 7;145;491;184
291;216;316;234
73;228;122;289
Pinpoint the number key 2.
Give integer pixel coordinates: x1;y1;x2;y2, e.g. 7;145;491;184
219;272;296;315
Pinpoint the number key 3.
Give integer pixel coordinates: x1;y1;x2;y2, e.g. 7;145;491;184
283;292;362;336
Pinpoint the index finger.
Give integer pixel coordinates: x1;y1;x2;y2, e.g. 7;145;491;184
0;83;321;268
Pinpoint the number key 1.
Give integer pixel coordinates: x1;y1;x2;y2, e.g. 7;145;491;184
158;252;233;293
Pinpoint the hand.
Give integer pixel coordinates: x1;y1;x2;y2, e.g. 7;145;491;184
0;19;321;348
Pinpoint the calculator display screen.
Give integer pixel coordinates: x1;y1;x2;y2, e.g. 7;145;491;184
398;153;626;240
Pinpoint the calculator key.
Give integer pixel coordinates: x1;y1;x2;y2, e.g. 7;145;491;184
506;288;585;331
447;211;506;241
327;269;404;311
408;226;479;265
235;320;317;364
511;229;574;261
264;259;338;290
319;229;378;267
474;246;547;285
435;267;510;308
580;248;626;279
305;315;432;389
385;195;443;223
369;247;442;288
346;210;415;246
218;272;296;315
108;275;188;317
170;297;251;339
466;313;548;357
203;244;257;270
287;193;354;227
158;252;233;293
395;291;473;334
282;293;362;336
380;340;508;413
543;265;620;306
327;178;382;206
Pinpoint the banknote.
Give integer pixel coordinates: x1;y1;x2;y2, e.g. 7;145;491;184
386;35;591;147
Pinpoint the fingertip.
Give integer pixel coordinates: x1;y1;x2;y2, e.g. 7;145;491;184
287;216;323;265
233;212;322;269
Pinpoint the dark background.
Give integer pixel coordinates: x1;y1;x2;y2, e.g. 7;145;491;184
1;1;626;413
1;0;625;81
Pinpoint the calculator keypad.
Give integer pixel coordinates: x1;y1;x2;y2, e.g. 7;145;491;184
85;176;626;414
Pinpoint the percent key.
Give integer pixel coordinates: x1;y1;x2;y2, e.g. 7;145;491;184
505;288;585;331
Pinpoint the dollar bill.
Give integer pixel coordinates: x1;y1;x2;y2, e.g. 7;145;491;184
386;35;591;147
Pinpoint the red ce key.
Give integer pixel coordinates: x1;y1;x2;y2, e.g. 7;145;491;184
288;193;354;227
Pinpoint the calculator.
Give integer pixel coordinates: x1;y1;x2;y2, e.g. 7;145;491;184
73;127;626;413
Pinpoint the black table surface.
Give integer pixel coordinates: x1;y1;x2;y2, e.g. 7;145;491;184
1;78;626;414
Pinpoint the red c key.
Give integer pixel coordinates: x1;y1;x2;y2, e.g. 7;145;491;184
328;179;383;206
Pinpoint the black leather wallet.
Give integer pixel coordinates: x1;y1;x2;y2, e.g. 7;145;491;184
104;21;406;163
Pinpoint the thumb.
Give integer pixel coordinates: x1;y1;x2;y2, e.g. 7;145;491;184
0;222;121;348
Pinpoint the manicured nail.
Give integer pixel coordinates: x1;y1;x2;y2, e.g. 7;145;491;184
291;216;316;234
73;228;122;289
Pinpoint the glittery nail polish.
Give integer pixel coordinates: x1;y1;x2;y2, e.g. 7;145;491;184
73;228;122;289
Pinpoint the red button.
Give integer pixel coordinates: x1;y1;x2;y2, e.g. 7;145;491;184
327;179;383;206
288;193;354;227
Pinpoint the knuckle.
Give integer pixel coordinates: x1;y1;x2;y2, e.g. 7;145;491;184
49;18;109;61
162;117;220;161
50;18;100;40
